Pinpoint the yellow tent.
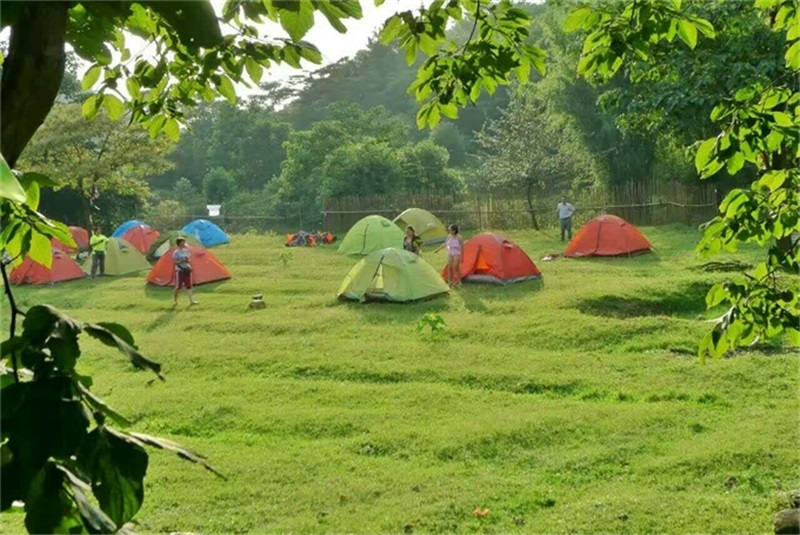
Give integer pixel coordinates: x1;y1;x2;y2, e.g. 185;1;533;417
393;208;448;245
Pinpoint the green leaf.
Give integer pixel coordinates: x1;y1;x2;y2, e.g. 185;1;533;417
695;137;717;174
54;463;118;534
103;94;126;121
379;14;404;44
82;65;102;91
17;173;40;210
28;231;52;269
0;153;26;203
245;58;263;84
142;1;223;48
22;305;70;346
705;283;729;308
693;17;715;38
759;170;787;191
81;94;102;120
84;323;164;380
126;431;226;479
734;87;755;101
147;115;167;138
163;118;180;142
77;427;148;527
126;78;141;99
773;111;794;127
563;7;592;32
24;463;85;534
75;380;131;427
94;322;137;348
726;151;745;175
216;75;237;105
785;39;800;70
295;41;323;63
677;19;698;49
274;0;315;41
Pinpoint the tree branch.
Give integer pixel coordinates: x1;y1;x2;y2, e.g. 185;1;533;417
1;261;22;383
0;2;69;167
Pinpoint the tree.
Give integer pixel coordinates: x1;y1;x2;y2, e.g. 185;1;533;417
566;0;799;358
476;85;599;228
399;139;463;192
429;122;470;167
1;1;539;532
19;103;173;228
203;167;237;204
320;140;404;198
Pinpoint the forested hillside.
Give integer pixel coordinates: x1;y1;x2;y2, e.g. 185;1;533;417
26;0;787;231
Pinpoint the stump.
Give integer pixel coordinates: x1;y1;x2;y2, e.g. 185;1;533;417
249;294;266;310
774;509;800;534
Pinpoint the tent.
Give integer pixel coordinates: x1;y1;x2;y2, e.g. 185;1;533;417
111;220;146;238
393;208;448;245
447;233;542;285
148;232;200;260
338;215;405;255
181;219;230;247
9;250;86;285
121;225;161;254
564;214;652;257
338;248;449;303
80;238;150;276
147;244;231;287
51;226;89;253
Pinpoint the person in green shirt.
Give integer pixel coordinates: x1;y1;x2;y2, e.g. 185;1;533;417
89;227;109;278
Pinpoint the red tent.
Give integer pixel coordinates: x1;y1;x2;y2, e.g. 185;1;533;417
146;244;231;287
51;226;90;253
564;214;652;258
122;225;160;254
445;233;542;284
9;250;86;285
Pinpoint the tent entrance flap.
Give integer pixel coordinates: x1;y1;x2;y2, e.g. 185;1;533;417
366;257;387;299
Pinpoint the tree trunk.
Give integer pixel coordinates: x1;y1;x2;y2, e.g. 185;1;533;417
1;2;69;168
525;181;540;230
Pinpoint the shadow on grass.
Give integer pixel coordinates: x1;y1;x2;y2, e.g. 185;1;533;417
143;280;230;300
143;310;179;332
575;281;711;319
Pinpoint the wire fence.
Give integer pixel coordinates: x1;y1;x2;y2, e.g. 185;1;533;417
142;181;720;235
321;180;720;232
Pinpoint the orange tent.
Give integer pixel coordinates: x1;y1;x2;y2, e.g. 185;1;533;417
9;250;86;285
146;244;231;287
122;225;160;254
445;233;542;284
51;226;90;253
564;214;652;258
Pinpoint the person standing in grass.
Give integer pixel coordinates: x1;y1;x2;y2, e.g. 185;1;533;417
89;227;109;278
403;225;423;255
173;237;199;308
435;224;464;287
557;196;575;242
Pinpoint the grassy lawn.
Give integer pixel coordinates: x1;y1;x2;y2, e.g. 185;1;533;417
2;226;798;534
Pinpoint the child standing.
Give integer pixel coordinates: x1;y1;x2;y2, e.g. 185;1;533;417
435;224;464;287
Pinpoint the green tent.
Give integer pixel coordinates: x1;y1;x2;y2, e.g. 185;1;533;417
393;208;448;245
337;248;450;303
338;215;405;255
81;238;150;276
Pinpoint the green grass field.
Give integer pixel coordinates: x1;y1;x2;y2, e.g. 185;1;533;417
2;226;798;534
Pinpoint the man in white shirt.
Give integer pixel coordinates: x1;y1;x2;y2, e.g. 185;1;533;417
556;197;575;242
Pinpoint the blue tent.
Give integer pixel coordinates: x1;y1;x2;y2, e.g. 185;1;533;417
111;220;146;238
181;219;230;247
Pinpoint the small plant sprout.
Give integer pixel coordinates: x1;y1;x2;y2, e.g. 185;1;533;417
279;250;293;268
417;313;447;334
